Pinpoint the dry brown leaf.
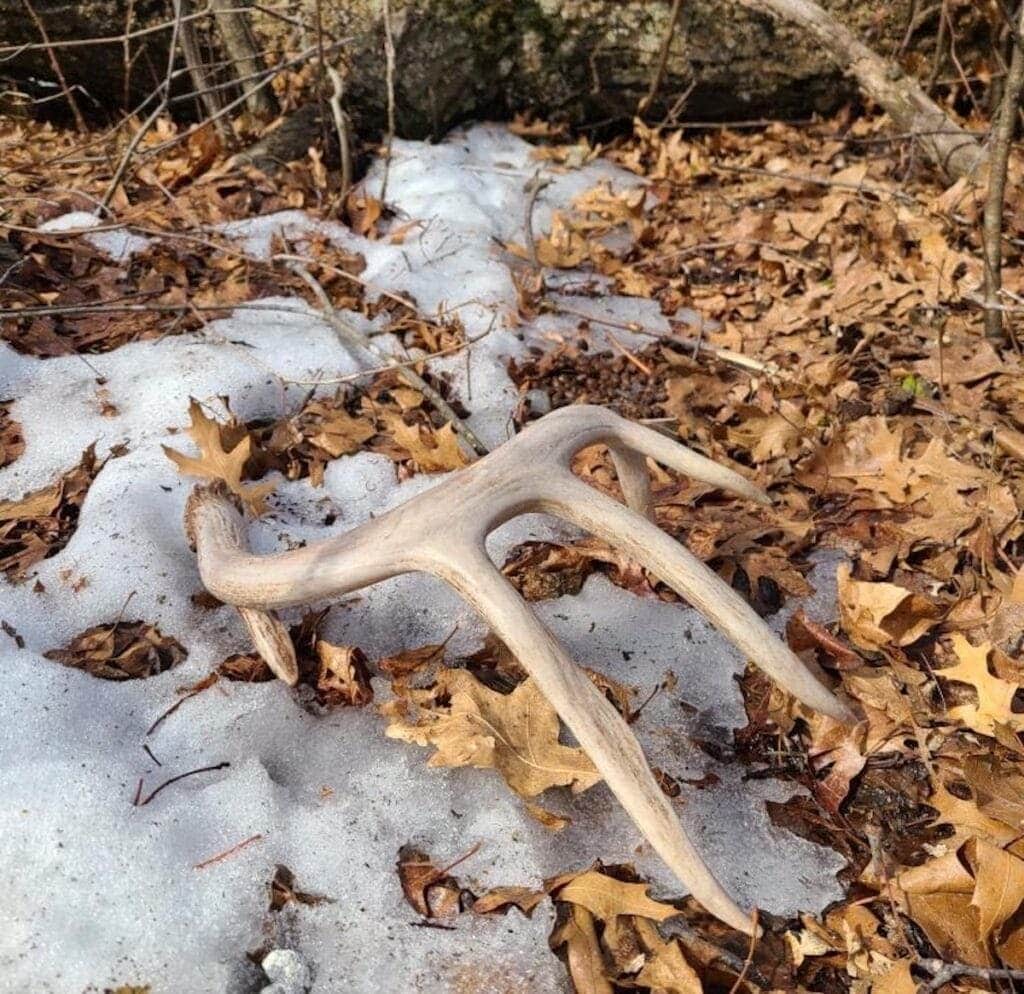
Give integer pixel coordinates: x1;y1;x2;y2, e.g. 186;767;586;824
551;869;680;923
45;620;186;680
382;412;472;473
384;668;600;798
633;917;703;994
940;634;1023;738
837;564;940;651
524;801;571;831
472;886;546;917
396;844;464;919
549;904;614;994
0;446;98;580
315;640;373;707
163;399;275;515
962;755;1024;827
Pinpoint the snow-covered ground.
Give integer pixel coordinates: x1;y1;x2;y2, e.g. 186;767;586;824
0;126;844;994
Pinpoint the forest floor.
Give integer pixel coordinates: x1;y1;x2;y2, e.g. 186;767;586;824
2;104;1024;994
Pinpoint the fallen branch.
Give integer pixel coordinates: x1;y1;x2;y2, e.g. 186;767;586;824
738;0;984;180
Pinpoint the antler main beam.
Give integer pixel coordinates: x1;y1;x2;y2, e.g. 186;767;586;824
185;404;854;934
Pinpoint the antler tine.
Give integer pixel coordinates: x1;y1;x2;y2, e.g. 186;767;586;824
237;606;299;685
607;444;656;521
538;406;771;507
537;473;856;725
429;544;758;935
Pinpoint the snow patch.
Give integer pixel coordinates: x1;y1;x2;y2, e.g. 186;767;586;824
1;125;844;994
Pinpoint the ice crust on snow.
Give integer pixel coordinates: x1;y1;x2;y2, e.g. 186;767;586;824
0;124;844;994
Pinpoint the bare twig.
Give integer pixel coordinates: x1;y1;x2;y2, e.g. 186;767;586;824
135;761;230;806
380;0;397;203
727;910;760;994
20;0;87;131
286;261;490;456
326;65;353;196
100;0;187;210
982;0;1024;341
918;957;1024;993
193;832;263;869
638;0;685;116
178;0;230;141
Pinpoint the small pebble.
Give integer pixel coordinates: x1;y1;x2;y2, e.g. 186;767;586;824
261;948;311;994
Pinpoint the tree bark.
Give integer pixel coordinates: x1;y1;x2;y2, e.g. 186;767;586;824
0;0;997;139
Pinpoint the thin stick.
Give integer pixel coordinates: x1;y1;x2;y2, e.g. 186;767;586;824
919;957;1024;993
0;4;292;55
20;0;87;131
638;0;685;116
982;0;1024;341
287;261;489;456
727;910;760;994
380;0;397;203
193;832;263;869
523;170;552;270
142;41;345;158
326;65;353;196
135;761;230;806
100;0;187;209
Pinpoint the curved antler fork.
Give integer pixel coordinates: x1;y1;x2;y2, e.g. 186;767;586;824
185;404;854;934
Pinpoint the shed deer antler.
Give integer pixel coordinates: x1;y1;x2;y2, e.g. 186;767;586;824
184;404;855;934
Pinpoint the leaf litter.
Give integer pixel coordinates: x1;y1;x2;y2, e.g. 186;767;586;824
5;99;1024;994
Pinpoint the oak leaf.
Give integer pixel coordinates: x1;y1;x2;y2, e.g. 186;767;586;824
941;634;1023;738
381;412;471;473
384;668;600;798
163;399;275;515
836;564;940;651
552;869;680;922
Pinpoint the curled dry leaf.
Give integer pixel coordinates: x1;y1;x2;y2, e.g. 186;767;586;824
383;667;600;798
550;904;613;994
268;864;332;912
315;640;373;707
396;844;466;919
836;563;941;652
472;885;546;918
44;620;187;680
163;399;275;515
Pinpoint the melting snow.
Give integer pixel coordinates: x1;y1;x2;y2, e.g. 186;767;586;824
0;125;844;993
